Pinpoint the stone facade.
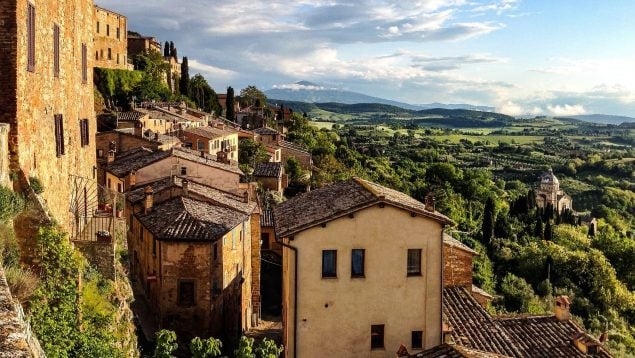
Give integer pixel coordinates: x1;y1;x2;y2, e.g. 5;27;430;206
443;238;475;289
73;240;115;280
535;169;572;213
127;33;161;61
93;6;128;70
0;0;97;233
0;124;10;188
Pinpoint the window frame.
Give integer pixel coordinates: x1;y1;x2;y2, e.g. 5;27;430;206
54;114;64;157
407;249;422;276
79;118;89;147
321;250;337;278
351;249;365;278
371;324;385;350
411;331;423;349
177;279;196;307
81;43;87;84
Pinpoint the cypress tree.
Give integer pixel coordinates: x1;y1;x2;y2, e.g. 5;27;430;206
179;57;190;97
164;41;170;57
482;197;495;244
226;86;235;121
169;41;176;57
173;47;178;60
527;189;536;210
534;219;544;239
544;220;553;241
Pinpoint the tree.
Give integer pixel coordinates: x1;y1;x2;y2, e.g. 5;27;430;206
190;336;222;358
226;86;235;121
534;219;544;239
154;330;178;358
234;336;255;358
133;50;170;83
179;57;190;97
164;41;170;57
189;74;221;114
169;41;176;58
285;157;304;183
255;338;284;358
481;197;496;244
544;220;553;241
239;85;266;108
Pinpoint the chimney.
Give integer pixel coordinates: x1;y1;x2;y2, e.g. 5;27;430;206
396;344;409;357
107;150;116;164
127;170;137;188
424;193;436;212
143;187;154;214
133;121;143;137
182;178;189;197
554;295;571;321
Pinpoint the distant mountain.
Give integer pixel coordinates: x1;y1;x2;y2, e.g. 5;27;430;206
557;114;635;125
265;81;494;111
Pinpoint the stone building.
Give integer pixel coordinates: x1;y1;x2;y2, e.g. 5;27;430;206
93;5;128;70
253;162;287;193
535;169;572;213
125;177;259;340
127;31;161;59
164;55;180;93
274;178;453;357
0;0;97;232
182;125;240;161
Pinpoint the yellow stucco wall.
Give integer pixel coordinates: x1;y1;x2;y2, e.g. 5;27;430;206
282;204;443;358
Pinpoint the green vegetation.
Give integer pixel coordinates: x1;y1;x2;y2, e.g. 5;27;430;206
190;336;223;358
152;330;283;357
154;329;178;358
0;186;24;221
278;105;635;355
28;176;44;194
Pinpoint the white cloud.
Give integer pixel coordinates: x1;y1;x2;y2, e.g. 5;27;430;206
272;83;334;91
188;59;236;78
546;104;586;116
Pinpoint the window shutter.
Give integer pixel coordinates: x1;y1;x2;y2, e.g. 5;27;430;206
80;119;90;147
81;43;87;84
53;24;60;77
27;4;36;72
54;114;64;157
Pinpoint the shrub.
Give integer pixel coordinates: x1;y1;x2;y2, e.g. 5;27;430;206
0;186;24;222
4;265;38;302
154;329;178;358
190;336;222;358
29;176;44;194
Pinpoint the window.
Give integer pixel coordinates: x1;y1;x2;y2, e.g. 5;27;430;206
117;53;120;64
107;178;111;189
117;183;123;193
79;119;89;147
116;27;120;39
96;21;100;33
54;114;64;157
407;249;422;276
261;233;270;250
108;48;112;60
178;280;195;306
180;166;187;175
53;24;60;77
371;325;384;349
351;249;365;277
95;51;99;60
97;149;104;158
106;24;110;36
27;3;35;72
322;250;337;278
81;43;87;84
412;331;423;349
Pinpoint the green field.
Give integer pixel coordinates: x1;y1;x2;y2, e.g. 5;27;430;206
429;134;545;145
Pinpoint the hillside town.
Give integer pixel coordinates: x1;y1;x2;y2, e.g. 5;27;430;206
0;1;629;358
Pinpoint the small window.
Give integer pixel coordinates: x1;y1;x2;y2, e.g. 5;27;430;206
54;114;64;157
116;27;120;39
407;249;422;276
412;331;423;349
178;280;195;306
107;178;111;189
97;149;104;158
117;183;123;193
27;3;35;72
322;250;337;278
261;233;270;250
351;249;365;277
108;48;112;60
371;325;384;349
106;24;110;36
180;166;187;175
53;24;60;77
81;43;87;84
117;53;120;64
96;21;100;33
79;119;89;147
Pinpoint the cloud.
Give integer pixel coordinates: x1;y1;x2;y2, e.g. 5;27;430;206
188;59;236;78
272;83;334;91
546;104;587;116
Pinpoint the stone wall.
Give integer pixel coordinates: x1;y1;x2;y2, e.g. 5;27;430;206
0;124;10;188
443;244;474;289
250;212;261;324
0;265;43;358
73;240;115;280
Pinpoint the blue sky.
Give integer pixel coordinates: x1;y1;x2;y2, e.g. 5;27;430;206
95;0;635;116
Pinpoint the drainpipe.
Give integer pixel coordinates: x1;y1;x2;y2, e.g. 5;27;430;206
276;236;298;358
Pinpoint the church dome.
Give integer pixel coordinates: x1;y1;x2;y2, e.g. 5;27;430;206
541;168;559;185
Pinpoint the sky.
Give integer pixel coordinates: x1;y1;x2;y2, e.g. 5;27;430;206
95;0;635;117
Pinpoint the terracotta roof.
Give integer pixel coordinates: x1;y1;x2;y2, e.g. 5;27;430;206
411;343;509;358
444;287;522;357
277;140;310;154
444;233;478;255
106;147;242;177
117;110;147;122
444;287;613;358
184;126;235;140
261;210;275;227
136;196;248;241
127;176;255;214
253;162;283;178
274;177;452;237
254;127;279;135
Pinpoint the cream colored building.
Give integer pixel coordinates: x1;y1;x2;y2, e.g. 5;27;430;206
182;125;239;161
535;169;572;213
94;5;128;69
273;178;452;358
